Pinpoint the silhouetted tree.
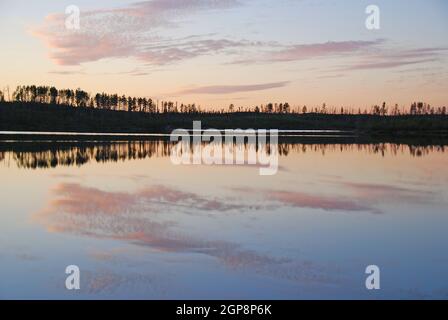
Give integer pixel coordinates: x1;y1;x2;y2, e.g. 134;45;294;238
49;87;58;104
381;102;388;116
75;89;89;107
6;84;445;117
302;106;307;114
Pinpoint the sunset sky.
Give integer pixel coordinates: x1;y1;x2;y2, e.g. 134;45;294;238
1;0;447;110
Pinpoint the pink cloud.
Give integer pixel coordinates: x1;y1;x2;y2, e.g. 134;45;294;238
31;1;387;68
31;0;246;66
347;58;437;70
268;40;384;62
176;81;290;95
339;47;447;71
231;39;386;64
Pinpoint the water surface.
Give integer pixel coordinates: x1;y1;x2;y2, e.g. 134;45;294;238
0;136;447;299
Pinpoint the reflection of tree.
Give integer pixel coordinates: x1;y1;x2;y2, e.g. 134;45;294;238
276;143;446;158
3;141;172;169
0;140;445;169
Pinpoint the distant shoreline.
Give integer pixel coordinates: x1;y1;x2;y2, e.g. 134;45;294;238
1;102;447;137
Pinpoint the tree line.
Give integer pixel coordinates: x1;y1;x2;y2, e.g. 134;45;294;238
4;85;447;116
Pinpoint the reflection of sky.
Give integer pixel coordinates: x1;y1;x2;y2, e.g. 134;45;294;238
0;142;448;299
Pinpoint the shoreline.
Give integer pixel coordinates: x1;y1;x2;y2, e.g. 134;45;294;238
1;102;448;138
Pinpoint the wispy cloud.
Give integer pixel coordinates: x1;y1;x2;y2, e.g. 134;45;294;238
231;39;386;64
48;70;86;75
136;38;259;65
340;47;448;71
31;0;247;66
230;39;447;75
347;58;437;70
176;81;290;95
267;40;385;63
31;1;390;69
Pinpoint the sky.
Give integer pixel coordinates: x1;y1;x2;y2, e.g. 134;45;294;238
0;0;447;110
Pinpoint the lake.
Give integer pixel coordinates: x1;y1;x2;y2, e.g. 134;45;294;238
0;135;447;299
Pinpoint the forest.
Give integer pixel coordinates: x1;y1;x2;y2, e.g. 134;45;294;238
0;85;447;135
2;85;447;116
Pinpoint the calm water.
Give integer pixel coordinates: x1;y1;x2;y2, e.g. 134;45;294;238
0;137;447;299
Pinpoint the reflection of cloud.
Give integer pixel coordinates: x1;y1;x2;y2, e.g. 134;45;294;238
88;247;132;263
15;253;41;261
34;183;282;259
39;183;244;217
338;181;434;203
83;270;163;295
34;183;332;284
268;190;376;213
232;187;377;213
0;245;43;262
246;180;434;214
46;183;135;215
